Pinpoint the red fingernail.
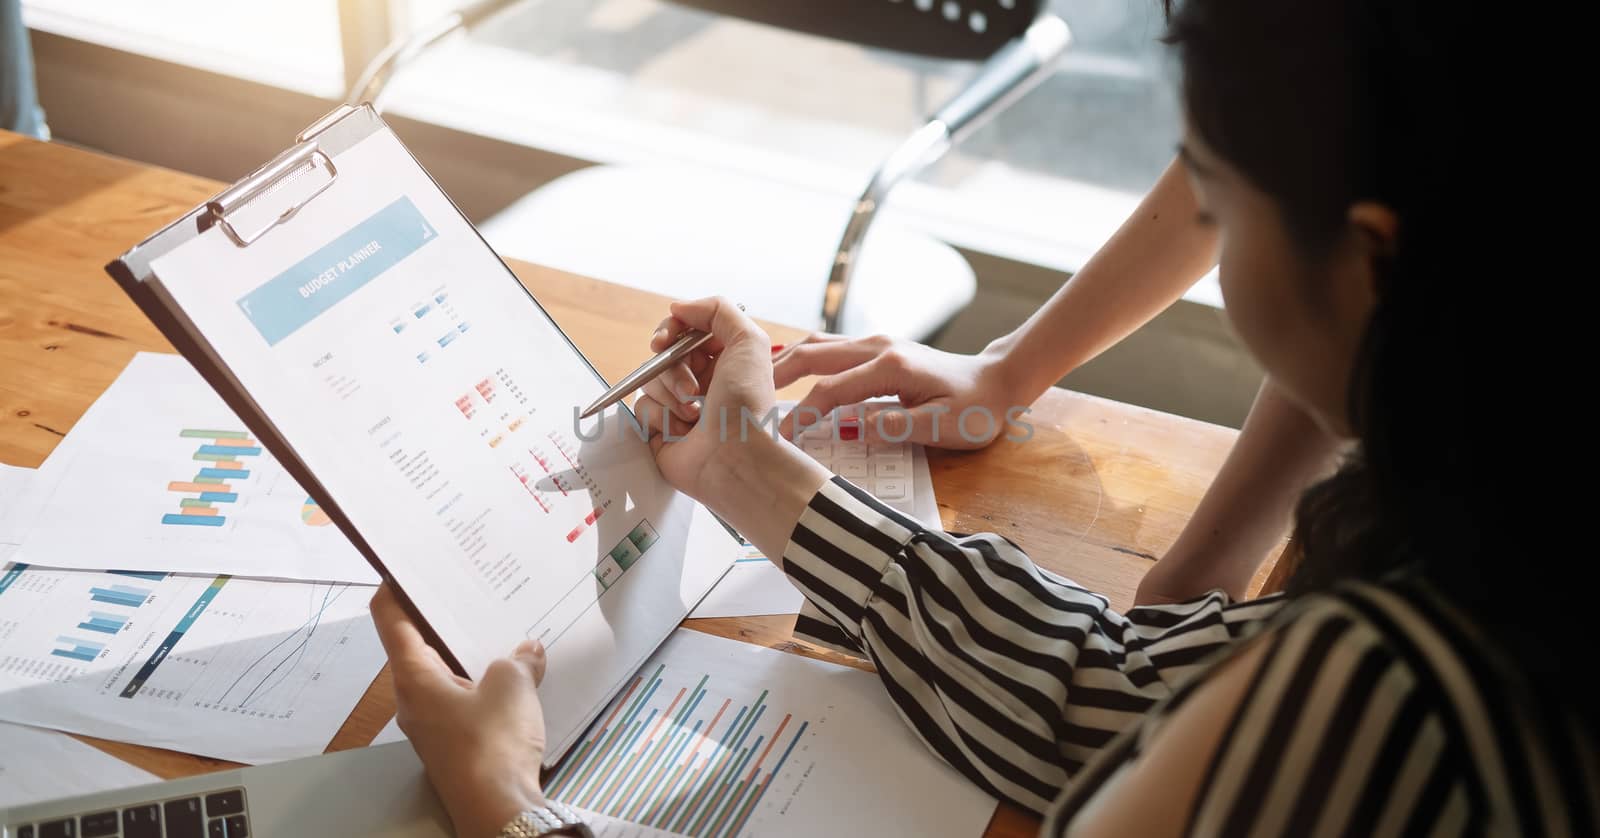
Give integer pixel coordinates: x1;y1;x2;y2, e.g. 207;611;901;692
771;343;785;354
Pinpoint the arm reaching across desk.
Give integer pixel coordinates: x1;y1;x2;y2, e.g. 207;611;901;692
778;476;1282;814
631;297;1286;815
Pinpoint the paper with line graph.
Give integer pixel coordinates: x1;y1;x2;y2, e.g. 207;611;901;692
0;353;377;583
0;562;383;764
546;629;996;838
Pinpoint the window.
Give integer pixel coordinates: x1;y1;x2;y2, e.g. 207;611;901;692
379;0;1181;276
23;0;1200;295
22;0;346;98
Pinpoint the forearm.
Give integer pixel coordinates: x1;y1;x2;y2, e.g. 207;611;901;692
781;478;1285;814
988;158;1219;401
698;434;832;564
1144;380;1343;603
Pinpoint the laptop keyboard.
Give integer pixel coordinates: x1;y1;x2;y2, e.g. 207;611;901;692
11;788;249;838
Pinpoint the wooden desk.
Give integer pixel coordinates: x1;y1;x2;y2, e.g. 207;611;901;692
0;130;1279;837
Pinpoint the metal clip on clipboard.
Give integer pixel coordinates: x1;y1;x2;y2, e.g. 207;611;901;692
205;104;362;247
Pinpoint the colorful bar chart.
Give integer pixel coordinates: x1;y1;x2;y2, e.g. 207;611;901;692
78;610;130;635
162;428;263;527
52;635;106;663
89;583;152;608
545;666;809;838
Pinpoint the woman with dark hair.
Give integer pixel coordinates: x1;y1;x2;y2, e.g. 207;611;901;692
371;0;1596;834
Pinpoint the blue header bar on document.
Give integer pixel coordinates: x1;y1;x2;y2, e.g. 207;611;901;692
236;196;436;346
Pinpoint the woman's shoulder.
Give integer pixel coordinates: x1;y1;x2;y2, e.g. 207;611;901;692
1251;578;1598;835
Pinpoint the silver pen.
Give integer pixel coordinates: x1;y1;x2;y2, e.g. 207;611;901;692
579;304;743;420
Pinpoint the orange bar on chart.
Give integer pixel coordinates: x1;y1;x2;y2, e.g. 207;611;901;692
168;482;231;493
210;438;259;447
212;460;244;470
179;507;221;516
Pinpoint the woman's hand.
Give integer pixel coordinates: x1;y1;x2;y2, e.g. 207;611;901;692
632;297;783;499
772;334;1022;448
371;585;548;838
633;297;830;558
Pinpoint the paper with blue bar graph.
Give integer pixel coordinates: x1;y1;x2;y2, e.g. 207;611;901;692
548;629;995;838
0;561;384;764
0;353;378;583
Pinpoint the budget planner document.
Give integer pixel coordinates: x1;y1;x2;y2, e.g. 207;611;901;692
138;125;739;760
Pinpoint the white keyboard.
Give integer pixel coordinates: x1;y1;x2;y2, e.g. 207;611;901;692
793;407;917;514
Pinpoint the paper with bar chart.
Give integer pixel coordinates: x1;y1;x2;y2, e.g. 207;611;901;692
0;562;384;764
145;126;739;764
0;354;377;583
546;630;996;838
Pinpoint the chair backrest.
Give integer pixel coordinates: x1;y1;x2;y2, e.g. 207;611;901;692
663;0;1044;61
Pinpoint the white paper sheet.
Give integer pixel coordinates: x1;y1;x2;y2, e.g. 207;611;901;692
0;563;384;764
0;721;159;808
143;125;738;764
0;355;378;584
689;539;803;619
0;463;32;562
543;629;996;838
580;810;686;838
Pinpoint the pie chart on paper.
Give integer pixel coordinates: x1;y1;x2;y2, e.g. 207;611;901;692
300;496;332;527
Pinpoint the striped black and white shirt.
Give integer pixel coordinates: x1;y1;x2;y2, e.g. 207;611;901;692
782;477;1599;835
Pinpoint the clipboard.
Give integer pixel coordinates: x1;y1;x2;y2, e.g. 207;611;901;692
105;104;741;764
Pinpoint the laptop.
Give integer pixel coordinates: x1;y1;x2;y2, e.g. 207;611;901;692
0;742;451;838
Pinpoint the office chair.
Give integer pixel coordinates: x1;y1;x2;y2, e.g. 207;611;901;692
351;0;1071;339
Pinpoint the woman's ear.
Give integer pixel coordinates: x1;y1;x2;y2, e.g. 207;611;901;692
1347;201;1400;283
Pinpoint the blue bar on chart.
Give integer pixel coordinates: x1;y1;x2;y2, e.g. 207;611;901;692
197;467;251;480
78;610;130;635
89;583;152;608
53;635;106;663
108;570;167;582
120;576;230;698
198;492;237;503
0;563;27;597
196;444;262;457
161;513;227;527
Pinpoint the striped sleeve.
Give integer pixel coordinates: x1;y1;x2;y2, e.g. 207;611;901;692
1178;595;1468;837
781;477;1283;814
1046;585;1600;836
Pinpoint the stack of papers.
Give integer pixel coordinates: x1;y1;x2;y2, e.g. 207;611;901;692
0;355;385;766
1;354;995;836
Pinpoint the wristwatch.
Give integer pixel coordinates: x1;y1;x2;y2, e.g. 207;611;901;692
496;800;595;837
